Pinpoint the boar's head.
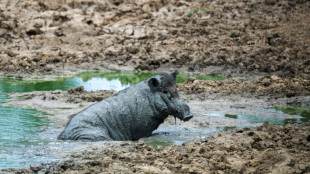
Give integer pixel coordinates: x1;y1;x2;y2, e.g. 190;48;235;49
148;72;193;122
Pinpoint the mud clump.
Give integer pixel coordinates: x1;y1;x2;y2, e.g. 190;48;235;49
66;86;115;102
0;0;309;79
4;122;309;173
179;76;310;98
15;87;115;103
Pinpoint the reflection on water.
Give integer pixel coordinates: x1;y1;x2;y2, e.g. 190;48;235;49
0;76;130;93
0;71;226;93
0;72;155;93
268;106;310;119
67;77;130;91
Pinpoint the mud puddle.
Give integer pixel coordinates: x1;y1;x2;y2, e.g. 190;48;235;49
0;71;226;169
142;126;246;147
206;112;309;126
0;93;52;169
0;72;133;169
0;71;307;169
143;107;309;147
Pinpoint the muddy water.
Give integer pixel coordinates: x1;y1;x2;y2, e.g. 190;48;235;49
141;126;244;147
0;72;307;169
0;93;51;169
0;72;223;169
0;72;143;169
206;112;309;125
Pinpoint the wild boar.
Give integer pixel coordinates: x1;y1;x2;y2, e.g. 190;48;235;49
58;72;192;141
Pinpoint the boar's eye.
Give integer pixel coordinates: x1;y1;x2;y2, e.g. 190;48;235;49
162;90;172;100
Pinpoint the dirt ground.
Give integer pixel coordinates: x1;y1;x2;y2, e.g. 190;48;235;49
0;0;310;173
0;0;310;79
2;120;310;173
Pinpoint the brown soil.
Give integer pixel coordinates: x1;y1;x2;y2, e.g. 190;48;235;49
179;75;310;98
0;0;309;79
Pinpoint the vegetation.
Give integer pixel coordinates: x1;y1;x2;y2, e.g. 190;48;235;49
224;114;238;119
251;3;257;7
231;31;237;37
76;71;226;84
271;106;310;118
187;12;193;17
145;140;174;147
0;72;225;93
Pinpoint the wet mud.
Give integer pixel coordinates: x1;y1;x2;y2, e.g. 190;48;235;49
2;86;309;173
2;122;310;174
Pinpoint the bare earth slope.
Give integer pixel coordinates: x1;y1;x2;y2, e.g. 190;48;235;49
0;0;309;79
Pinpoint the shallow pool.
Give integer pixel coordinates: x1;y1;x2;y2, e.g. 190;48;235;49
0;71;307;169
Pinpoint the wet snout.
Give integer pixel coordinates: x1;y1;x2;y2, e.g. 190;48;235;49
174;101;193;122
182;113;193;121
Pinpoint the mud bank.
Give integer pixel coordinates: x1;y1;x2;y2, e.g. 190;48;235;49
0;0;309;79
5;85;309;127
2;122;310;174
179;75;310;99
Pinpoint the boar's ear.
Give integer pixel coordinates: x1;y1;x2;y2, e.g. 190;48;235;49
148;77;160;91
171;71;178;81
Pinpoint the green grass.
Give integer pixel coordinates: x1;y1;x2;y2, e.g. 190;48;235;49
57;107;73;110
75;71;156;85
231;31;237;37
145;140;173;147
187;12;193;17
202;8;212;13
0;72;225;93
251;3;257;7
270;106;310;118
225;114;238;119
75;71;226;84
193;9;199;13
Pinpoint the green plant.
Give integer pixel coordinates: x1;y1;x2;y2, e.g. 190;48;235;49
187;12;193;17
251;3;257;7
231;31;237;37
193;9;199;13
202;8;212;13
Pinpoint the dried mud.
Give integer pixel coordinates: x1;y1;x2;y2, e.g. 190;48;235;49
0;0;309;79
179;75;310;99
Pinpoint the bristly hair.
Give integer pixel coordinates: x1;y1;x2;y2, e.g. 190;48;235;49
158;71;178;82
171;71;178;81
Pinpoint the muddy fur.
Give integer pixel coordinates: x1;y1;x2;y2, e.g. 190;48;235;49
58;73;192;141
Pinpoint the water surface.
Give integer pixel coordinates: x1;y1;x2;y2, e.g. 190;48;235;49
1;71;220;169
1;71;307;168
206;113;309;125
0;71;225;93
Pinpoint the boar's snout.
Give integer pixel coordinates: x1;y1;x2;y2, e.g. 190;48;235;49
174;101;193;122
182;114;193;122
